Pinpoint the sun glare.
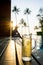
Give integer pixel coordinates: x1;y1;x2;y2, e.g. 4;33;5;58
13;22;15;30
10;21;16;30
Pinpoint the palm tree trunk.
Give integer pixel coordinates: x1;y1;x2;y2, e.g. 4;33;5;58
27;14;30;34
15;13;17;26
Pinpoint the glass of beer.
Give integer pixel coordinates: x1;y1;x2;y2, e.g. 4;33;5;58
22;34;32;61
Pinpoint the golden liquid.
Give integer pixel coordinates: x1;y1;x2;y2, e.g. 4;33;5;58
22;37;32;57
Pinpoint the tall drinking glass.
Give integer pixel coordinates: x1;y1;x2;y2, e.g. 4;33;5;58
22;34;32;61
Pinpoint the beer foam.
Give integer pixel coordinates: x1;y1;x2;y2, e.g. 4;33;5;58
22;57;31;61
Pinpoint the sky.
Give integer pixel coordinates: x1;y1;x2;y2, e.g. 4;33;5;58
11;0;43;34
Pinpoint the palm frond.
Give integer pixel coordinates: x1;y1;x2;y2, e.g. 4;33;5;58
12;9;15;12
37;14;41;17
12;6;19;13
24;8;31;14
39;8;43;13
24;22;27;26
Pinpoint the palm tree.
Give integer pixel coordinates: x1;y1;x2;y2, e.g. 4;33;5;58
12;6;20;37
19;18;27;36
34;26;39;30
24;8;31;33
12;6;19;26
20;18;24;25
20;18;27;26
12;6;20;63
37;8;43;20
37;8;43;32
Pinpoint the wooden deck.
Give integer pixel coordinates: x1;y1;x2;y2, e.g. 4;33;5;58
0;37;41;65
